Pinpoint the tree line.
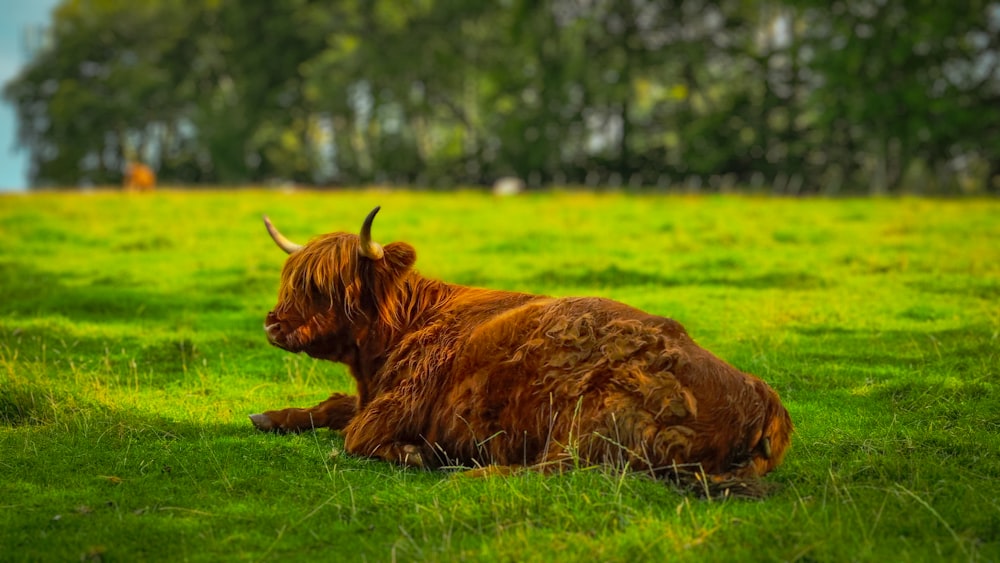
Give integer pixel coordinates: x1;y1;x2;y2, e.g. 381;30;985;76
4;0;999;194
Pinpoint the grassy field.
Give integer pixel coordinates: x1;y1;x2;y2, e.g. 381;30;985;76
1;190;998;561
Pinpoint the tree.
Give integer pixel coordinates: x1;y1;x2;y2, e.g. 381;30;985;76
800;0;1000;193
4;0;998;192
4;0;198;186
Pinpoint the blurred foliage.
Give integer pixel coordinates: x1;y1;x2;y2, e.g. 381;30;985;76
3;0;999;193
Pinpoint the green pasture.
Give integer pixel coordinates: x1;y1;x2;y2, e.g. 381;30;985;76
1;190;998;561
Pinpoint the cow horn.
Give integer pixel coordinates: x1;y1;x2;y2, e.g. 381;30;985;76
263;215;303;254
358;206;384;260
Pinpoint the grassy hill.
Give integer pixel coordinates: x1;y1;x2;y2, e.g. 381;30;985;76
2;190;998;561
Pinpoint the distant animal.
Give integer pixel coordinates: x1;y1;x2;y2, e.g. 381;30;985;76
124;162;156;192
492;176;525;196
250;208;792;494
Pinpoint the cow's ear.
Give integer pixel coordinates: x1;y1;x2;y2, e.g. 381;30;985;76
381;241;417;275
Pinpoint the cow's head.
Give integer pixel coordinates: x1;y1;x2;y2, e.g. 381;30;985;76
262;207;416;360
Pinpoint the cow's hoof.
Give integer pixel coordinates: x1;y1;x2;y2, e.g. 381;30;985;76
249;413;275;432
402;444;424;467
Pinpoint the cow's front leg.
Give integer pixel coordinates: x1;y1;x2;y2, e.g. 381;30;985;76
249;392;358;433
342;394;428;468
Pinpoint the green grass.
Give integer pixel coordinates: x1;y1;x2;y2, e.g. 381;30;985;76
1;190;998;561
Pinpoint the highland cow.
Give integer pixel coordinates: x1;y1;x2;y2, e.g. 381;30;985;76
123;162;156;192
250;207;792;493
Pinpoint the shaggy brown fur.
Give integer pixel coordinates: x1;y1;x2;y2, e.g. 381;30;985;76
251;208;793;494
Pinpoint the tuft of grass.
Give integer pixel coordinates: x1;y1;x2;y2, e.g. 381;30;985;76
1;190;999;561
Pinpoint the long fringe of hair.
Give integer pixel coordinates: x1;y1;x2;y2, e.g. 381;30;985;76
277;233;367;322
276;233;453;334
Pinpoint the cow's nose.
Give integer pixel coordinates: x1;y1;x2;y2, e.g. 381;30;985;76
265;322;283;342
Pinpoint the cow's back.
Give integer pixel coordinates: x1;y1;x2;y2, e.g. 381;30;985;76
404;295;789;478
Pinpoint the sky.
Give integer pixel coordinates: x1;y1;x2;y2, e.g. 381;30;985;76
0;0;61;191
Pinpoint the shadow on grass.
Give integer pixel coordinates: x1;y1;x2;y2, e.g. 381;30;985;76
791;325;998;364
536;265;829;290
909;277;1000;301
0;320;282;393
2;389;440;503
453;264;827;290
0;260;258;324
1;261;168;322
776;325;998;400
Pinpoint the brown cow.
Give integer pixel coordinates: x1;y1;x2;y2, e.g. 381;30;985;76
124;162;156;192
250;207;792;494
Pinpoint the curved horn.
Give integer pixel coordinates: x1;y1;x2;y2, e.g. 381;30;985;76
358;206;384;260
263;215;303;254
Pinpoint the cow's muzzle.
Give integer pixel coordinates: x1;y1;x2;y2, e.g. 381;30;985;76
264;311;290;348
265;322;285;345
